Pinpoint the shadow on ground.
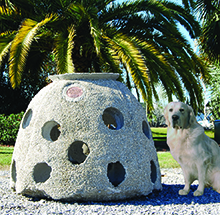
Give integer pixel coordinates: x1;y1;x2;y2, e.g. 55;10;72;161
28;184;220;206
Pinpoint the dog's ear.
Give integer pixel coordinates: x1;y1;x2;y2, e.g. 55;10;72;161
187;105;196;126
164;104;170;127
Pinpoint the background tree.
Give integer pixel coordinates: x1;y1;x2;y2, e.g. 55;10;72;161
142;84;167;127
195;0;220;63
0;0;210;113
182;0;220;119
0;56;56;114
208;65;220;120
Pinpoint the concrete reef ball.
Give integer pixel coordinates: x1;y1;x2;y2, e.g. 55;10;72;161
10;73;162;201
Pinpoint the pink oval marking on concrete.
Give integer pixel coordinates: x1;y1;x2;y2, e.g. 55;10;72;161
66;87;83;98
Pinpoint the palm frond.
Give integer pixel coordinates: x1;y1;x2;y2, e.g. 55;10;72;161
67;3;86;22
0;42;10;64
182;0;196;11
163;2;201;38
3;0;15;10
54;26;75;74
9;14;57;88
0;31;15;64
98;40;122;74
196;0;217;20
90;19;101;56
0;5;12;15
178;65;203;112
105;33;153;108
139;39;184;102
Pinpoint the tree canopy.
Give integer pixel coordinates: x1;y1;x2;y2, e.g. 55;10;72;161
0;0;210;112
196;0;220;63
183;0;220;63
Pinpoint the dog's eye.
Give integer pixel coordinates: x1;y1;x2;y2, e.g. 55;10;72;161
179;108;184;113
169;108;173;112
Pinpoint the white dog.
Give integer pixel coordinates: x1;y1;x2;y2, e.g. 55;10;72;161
164;101;220;196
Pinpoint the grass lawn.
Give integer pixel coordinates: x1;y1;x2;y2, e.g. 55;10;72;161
157;152;180;168
151;127;167;137
0;146;13;169
0;145;180;169
151;127;167;141
151;127;214;139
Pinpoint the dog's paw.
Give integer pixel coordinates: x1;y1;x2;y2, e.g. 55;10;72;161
178;189;189;195
193;190;203;196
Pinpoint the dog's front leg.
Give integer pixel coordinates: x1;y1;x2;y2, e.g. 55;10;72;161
178;169;192;195
193;165;207;196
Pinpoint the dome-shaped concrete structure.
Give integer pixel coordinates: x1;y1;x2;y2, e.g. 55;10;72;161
10;73;162;201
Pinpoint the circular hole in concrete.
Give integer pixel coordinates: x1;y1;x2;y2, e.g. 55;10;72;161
42;121;61;141
22;109;32;129
102;107;124;130
107;161;126;187
150;160;157;183
68;141;90;164
142;120;151;139
11;159;17;183
33;162;52;183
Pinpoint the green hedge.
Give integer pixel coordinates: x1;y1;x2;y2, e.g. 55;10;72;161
0;112;24;146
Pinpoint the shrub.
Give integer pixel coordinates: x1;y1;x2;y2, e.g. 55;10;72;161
0;112;24;146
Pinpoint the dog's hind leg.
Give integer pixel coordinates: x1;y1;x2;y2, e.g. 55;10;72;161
211;171;220;193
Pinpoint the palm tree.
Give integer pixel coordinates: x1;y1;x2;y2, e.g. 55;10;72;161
0;0;209;112
189;0;220;63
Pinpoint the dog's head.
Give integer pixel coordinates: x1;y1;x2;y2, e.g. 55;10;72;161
164;102;196;129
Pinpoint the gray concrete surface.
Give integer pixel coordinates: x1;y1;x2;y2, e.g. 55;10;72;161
10;73;162;201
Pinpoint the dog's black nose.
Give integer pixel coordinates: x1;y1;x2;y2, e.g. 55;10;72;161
172;115;179;121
